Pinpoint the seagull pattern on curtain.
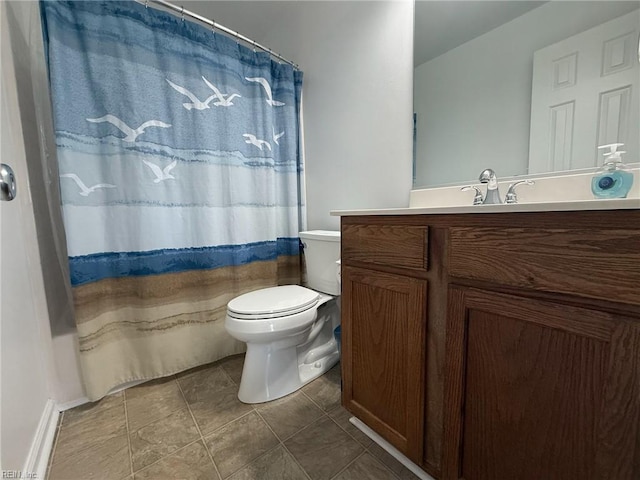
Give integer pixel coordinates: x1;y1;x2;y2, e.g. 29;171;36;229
41;0;304;400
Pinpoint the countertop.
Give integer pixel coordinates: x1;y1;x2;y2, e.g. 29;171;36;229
330;198;640;216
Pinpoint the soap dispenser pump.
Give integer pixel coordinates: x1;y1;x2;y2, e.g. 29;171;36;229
591;143;634;199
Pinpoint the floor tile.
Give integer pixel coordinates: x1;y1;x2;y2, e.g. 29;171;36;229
219;354;245;385
328;406;374;448
130;408;200;472
49;434;130;480
186;384;253;436
177;365;236;403
134;441;219;480
333;452;397;480
205;411;279;478
257;391;324;441
302;364;342;412
54;403;126;461
368;444;420;480
126;376;176;401
126;378;186;431
228;445;307;480
47;355;395;480
285;416;363;480
62;392;122;428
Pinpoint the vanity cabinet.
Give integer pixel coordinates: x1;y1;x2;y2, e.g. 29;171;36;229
340;210;640;480
340;223;430;464
341;220;444;476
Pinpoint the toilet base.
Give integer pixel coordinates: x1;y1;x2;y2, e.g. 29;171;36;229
234;297;341;404
299;348;340;385
237;338;339;404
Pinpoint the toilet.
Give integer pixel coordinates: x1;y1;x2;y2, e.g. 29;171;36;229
225;230;341;404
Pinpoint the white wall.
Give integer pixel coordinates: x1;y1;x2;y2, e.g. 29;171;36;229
414;1;639;188
1;1;58;471
4;0;85;407
183;1;415;229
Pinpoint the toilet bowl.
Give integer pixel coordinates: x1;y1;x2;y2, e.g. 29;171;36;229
225;230;341;404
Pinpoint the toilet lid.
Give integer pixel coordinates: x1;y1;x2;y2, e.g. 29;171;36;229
227;285;319;318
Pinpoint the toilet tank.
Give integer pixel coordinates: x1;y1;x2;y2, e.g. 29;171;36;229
299;230;341;295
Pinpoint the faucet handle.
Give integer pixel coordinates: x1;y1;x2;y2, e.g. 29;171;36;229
461;185;484;205
504;180;534;204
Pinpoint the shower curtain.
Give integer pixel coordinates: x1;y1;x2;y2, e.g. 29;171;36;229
41;0;305;400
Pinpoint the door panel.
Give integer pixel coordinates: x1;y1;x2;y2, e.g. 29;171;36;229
443;286;640;480
342;266;427;463
463;310;607;479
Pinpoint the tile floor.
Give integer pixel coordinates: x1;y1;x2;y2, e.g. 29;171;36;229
47;355;419;480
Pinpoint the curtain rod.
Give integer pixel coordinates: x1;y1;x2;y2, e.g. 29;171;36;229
136;0;299;69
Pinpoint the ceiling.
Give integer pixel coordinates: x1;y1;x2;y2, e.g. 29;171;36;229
414;1;546;66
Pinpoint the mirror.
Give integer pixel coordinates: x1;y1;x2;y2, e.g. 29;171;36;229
413;1;640;189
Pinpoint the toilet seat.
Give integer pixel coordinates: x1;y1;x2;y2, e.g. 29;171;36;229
227;285;320;320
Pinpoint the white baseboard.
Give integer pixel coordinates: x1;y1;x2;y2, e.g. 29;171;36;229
22;399;59;480
349;416;435;480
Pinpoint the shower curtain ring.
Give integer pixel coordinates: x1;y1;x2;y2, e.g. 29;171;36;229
144;0;148;8
180;6;185;21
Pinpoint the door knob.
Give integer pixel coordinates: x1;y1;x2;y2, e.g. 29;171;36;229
0;163;17;201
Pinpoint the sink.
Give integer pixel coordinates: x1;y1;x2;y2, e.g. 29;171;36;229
410;167;640;209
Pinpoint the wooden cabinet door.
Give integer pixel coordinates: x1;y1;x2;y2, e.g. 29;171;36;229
342;266;427;463
443;286;640;480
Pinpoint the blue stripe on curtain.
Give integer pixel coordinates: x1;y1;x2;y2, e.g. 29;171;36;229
69;237;301;286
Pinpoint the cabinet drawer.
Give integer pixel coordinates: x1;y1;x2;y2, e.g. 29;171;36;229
449;226;640;305
342;224;428;271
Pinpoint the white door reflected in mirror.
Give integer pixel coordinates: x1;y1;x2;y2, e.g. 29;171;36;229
529;11;639;174
413;1;640;189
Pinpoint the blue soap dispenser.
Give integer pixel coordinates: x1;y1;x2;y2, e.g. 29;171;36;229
591;143;634;199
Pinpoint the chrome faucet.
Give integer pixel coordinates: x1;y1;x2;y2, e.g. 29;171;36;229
461;170;535;205
478;168;501;204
